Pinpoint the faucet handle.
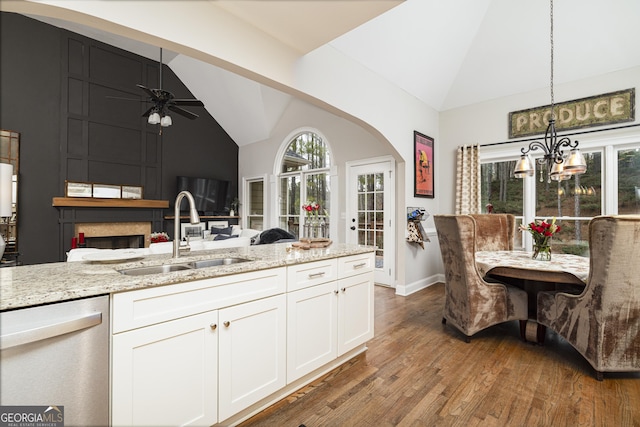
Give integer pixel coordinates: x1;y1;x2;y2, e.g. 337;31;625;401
179;236;191;254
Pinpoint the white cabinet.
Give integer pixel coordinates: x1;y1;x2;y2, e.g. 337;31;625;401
337;272;374;355
287;253;374;383
287;281;338;382
112;267;286;427
111;253;374;426
218;294;286;421
112;310;219;427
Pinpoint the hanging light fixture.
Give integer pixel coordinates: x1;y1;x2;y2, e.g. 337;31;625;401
514;0;587;183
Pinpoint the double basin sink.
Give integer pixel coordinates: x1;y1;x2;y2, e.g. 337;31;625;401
118;257;250;276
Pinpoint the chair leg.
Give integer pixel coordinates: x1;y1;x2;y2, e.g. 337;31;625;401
464;336;471;343
442;317;447;324
596;371;604;381
519;320;527;341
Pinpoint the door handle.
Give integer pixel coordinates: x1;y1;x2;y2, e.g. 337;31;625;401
350;226;356;230
0;312;102;350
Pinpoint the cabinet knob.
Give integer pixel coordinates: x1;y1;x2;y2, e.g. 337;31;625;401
210;323;217;331
341;287;346;292
224;321;230;327
334;290;339;294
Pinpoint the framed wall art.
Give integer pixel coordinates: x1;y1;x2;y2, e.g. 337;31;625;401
414;131;434;198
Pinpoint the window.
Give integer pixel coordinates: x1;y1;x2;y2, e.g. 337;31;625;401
617;147;640;214
245;178;264;230
278;131;331;238
481;135;639;255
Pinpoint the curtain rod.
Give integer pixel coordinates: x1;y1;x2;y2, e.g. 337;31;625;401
480;123;640;147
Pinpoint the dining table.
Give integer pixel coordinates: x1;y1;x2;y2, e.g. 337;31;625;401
475;250;590;343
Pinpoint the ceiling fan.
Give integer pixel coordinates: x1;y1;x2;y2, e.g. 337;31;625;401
110;48;204;131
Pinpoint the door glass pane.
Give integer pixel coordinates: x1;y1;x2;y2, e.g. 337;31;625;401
618;147;640;214
356;173;385;268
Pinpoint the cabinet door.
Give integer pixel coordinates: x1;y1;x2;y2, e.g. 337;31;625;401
287;282;338;382
218;294;286;422
337;272;375;355
112;311;218;427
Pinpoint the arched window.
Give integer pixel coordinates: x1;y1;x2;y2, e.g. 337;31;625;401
277;131;331;238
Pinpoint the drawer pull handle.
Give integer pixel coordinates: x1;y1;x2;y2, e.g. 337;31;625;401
210;323;217;331
223;321;230;327
308;272;326;278
353;262;367;269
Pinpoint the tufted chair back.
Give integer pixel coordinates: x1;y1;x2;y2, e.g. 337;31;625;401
434;215;528;341
469;214;515;251
537;215;640;380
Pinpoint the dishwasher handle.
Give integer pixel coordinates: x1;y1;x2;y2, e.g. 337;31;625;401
1;311;102;350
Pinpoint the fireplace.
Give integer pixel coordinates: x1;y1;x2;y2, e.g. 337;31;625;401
75;222;151;249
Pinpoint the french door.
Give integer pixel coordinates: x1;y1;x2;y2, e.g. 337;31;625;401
346;159;395;287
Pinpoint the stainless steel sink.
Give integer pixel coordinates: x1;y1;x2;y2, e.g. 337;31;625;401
188;257;251;269
118;258;251;276
118;264;192;276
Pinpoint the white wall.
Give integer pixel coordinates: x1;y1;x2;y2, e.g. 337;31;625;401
239;98;400;242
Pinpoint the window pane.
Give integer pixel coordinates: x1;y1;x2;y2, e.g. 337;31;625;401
279;176;300;236
248;180;263;215
281;132;331;172
481;160;523;214
535;151;601;255
618;147;640;214
535;152;602;218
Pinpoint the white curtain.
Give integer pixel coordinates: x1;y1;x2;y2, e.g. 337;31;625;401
455;145;481;214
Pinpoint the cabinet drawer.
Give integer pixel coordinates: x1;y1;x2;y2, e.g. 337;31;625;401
287;258;338;292
338;252;375;278
112;267;286;333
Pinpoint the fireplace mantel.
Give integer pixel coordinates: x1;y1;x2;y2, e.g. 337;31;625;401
52;197;169;208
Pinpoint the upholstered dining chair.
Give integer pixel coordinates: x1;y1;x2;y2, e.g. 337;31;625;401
469;214;515;251
434;215;528;342
537;215;640;380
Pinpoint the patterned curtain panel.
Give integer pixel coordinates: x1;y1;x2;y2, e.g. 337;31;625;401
455;145;481;214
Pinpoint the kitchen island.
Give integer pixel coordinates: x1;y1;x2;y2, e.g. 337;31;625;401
1;242;376;426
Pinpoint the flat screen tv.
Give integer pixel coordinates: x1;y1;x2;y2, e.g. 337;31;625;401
176;176;230;215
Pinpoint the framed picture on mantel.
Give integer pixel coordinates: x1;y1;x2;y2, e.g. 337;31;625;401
414;131;434;198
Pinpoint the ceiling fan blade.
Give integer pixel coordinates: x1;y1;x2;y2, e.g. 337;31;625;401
168;105;199;120
172;99;204;107
142;106;155;117
136;84;157;99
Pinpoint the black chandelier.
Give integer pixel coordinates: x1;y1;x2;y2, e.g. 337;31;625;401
514;0;587;183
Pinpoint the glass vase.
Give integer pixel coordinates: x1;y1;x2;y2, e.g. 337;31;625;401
532;244;551;261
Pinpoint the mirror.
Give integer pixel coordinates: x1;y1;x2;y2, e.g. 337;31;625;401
0;129;19;260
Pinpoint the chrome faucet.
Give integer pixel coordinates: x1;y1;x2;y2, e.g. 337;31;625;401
173;191;200;258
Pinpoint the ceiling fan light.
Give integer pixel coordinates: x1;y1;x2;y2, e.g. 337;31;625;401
514;154;534;178
148;112;161;125
160;115;172;127
563;148;587;174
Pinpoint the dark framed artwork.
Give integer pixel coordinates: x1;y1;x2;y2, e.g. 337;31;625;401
414;131;434;198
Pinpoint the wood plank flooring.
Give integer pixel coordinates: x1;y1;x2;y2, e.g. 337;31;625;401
239;284;640;427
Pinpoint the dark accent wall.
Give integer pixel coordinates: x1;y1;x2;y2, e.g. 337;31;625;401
0;12;239;264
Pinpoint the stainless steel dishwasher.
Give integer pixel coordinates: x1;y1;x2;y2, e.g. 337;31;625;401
1;295;110;427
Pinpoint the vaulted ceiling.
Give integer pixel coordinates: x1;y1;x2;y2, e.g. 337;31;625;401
19;0;640;146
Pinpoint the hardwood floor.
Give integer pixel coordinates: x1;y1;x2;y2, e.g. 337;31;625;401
239;284;640;427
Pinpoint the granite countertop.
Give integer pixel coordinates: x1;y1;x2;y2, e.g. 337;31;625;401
0;243;376;311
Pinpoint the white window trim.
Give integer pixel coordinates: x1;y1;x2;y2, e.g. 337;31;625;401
242;174;267;231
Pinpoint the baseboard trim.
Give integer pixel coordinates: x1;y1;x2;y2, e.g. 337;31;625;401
395;274;444;296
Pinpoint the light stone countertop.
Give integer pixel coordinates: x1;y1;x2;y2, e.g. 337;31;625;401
0;243;376;311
